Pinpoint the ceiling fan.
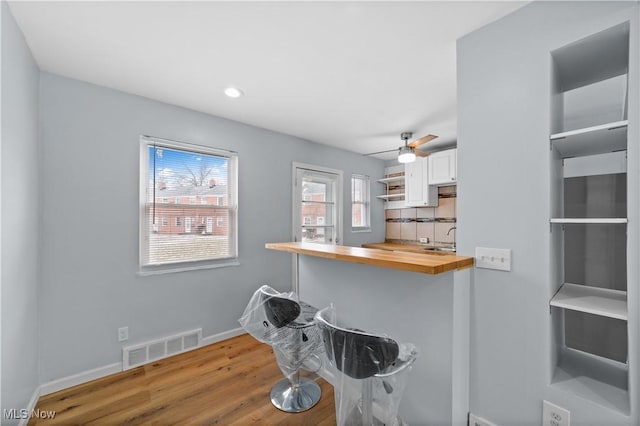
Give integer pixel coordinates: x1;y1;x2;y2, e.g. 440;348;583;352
366;132;438;163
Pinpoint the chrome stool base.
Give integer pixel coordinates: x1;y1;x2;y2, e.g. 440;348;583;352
270;376;321;413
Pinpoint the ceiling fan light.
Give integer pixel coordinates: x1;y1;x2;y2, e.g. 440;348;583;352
398;146;416;163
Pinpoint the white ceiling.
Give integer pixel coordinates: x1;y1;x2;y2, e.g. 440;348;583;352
8;1;526;160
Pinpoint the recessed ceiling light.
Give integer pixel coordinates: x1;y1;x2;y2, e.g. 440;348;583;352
224;87;243;98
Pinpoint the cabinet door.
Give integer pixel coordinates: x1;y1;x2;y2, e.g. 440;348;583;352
428;148;457;185
404;159;424;206
405;158;438;207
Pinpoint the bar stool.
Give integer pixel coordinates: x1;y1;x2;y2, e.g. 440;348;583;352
239;285;323;412
315;305;418;425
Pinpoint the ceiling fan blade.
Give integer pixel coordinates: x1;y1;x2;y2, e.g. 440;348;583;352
408;134;438;148
364;148;399;156
415;149;430;157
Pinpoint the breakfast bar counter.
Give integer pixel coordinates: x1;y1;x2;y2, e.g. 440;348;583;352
264;240;471;424
265;242;473;275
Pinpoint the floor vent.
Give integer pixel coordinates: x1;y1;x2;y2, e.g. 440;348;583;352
122;328;202;370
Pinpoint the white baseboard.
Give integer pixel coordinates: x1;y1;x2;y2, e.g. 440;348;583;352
40;362;122;396
17;387;42;426
39;327;247;397
201;327;245;346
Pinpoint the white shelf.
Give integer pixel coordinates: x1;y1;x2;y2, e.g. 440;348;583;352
385;200;405;210
550;218;627;224
552;347;629;415
550;283;627;320
376;193;405;200
377;176;404;184
550;120;627;158
550;120;627;140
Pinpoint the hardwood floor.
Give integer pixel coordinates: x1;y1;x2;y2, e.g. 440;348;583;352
30;334;336;425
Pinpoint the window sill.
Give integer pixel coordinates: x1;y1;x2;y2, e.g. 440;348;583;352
138;259;240;276
351;228;372;233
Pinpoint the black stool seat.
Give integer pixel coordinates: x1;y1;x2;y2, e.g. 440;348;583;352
314;305;418;426
263;293;318;329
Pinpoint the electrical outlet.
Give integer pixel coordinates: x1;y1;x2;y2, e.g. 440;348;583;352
543;400;570;426
118;326;129;342
475;247;511;271
469;413;497;426
419;237;429;244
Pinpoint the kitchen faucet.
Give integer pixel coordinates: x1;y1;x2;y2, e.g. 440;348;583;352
447;226;457;251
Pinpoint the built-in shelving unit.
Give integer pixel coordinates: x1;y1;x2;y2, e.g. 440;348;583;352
548;21;632;414
377;165;405;209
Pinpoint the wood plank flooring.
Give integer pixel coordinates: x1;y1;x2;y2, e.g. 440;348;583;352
30;334;336;425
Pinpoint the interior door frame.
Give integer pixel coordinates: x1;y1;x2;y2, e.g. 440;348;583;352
291;162;343;245
291;162;343;293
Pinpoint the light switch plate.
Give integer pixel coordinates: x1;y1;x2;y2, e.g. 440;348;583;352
475;247;511;271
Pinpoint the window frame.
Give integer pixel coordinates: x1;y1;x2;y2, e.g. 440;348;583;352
292;163;343;245
139;135;238;275
351;173;371;232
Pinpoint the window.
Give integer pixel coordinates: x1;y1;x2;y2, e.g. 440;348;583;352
294;163;343;244
351;174;371;231
140;136;238;273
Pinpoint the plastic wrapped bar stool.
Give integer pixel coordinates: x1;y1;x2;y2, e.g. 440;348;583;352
315;305;418;425
239;285;323;412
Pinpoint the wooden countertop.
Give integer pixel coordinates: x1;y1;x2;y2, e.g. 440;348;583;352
362;242;455;254
265;242;474;275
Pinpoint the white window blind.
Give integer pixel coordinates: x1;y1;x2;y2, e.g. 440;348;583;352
351;173;371;231
139;136;238;273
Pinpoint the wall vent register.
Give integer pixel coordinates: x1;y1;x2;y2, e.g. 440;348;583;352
123;328;202;370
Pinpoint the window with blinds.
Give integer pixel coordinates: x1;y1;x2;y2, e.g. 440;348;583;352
139;136;238;273
351;174;371;231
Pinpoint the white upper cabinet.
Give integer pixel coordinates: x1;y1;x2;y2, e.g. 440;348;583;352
428;148;457;185
405;157;438;207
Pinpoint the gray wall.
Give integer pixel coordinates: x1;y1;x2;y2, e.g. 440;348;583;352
1;1;41;418
457;2;639;425
37;72;385;382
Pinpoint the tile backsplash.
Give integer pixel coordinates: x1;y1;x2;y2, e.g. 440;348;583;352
385;185;456;245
